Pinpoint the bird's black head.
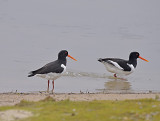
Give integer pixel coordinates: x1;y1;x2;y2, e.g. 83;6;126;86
129;52;139;60
58;50;68;60
130;51;149;62
129;51;148;66
58;50;77;61
128;52;139;67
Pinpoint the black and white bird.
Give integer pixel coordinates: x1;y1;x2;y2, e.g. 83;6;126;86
98;52;148;77
28;50;77;93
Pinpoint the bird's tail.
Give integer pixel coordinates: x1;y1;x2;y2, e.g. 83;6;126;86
28;67;43;77
28;71;35;77
98;58;103;62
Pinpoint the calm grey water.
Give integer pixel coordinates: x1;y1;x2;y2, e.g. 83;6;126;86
0;0;160;93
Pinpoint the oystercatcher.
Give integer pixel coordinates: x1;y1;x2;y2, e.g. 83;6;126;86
28;50;77;93
98;52;148;77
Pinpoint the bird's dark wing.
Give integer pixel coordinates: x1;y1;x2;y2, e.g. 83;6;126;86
98;58;131;71
28;60;64;77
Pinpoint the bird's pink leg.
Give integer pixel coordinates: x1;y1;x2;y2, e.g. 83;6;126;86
52;80;54;93
47;80;50;92
114;74;117;78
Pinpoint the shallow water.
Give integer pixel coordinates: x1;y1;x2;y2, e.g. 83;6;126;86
0;0;160;93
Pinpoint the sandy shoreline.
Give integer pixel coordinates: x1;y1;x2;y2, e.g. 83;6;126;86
0;92;160;106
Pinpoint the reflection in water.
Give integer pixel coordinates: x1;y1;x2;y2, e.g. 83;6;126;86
97;78;132;93
63;70;132;93
105;79;131;90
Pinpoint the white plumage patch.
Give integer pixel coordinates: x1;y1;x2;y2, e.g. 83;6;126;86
36;73;61;80
108;60;124;70
61;64;66;73
102;61;134;76
127;63;135;72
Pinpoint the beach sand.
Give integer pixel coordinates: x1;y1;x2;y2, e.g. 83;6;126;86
0;92;160;106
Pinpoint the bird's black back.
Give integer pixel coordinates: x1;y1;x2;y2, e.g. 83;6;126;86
98;58;132;71
28;60;66;77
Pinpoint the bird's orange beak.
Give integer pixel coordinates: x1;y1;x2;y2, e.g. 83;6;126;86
139;56;149;62
68;54;77;61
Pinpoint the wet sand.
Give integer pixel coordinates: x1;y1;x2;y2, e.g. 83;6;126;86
0;92;160;106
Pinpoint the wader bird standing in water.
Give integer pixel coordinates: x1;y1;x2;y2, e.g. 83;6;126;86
28;50;77;93
98;52;148;78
